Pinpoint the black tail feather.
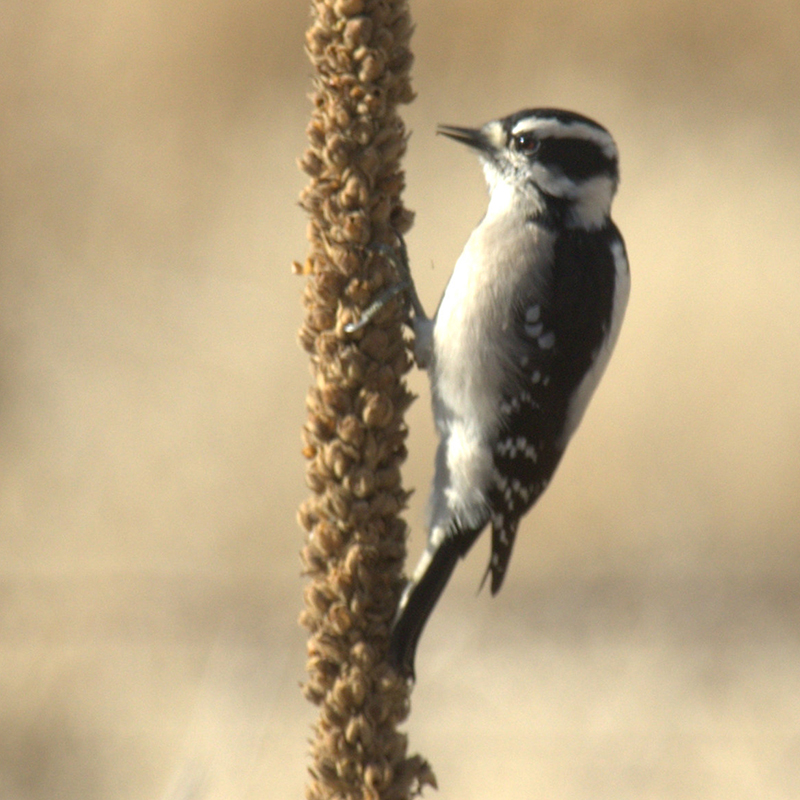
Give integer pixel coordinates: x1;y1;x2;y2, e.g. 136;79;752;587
387;538;463;680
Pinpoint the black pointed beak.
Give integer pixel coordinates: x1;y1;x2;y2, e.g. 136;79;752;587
437;124;491;153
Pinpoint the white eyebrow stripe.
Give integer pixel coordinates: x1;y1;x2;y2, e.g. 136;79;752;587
510;118;617;160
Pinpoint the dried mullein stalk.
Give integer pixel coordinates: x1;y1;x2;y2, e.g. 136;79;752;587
296;0;435;798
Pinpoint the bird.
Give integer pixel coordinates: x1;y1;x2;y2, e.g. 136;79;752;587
374;108;629;679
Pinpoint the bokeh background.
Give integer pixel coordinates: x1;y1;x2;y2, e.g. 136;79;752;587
2;1;799;798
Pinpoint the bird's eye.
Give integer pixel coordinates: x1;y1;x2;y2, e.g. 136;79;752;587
513;132;540;155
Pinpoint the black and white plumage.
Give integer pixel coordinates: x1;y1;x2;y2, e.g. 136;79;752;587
388;108;630;679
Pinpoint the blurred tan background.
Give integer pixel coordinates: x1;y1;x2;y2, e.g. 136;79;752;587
1;0;799;798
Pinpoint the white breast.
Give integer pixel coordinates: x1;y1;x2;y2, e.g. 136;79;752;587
429;189;555;527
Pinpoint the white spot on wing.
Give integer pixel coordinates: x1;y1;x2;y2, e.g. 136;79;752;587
537;331;556;349
525;305;541;323
525;322;544;338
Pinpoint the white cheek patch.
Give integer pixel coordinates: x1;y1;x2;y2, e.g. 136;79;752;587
528;162;577;198
528;164;615;231
568;175;616;230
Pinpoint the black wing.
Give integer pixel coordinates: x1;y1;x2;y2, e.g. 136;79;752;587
484;225;620;593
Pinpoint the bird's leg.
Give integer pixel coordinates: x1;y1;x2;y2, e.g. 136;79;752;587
344;234;426;331
344;234;434;370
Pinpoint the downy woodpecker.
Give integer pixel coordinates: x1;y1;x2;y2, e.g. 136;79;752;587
374;108;630;678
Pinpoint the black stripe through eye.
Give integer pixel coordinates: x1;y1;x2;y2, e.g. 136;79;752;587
537;137;616;181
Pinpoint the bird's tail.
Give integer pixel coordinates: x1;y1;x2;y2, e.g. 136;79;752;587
388;525;482;679
388;540;460;679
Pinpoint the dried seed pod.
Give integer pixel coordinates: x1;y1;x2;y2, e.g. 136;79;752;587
296;1;433;798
